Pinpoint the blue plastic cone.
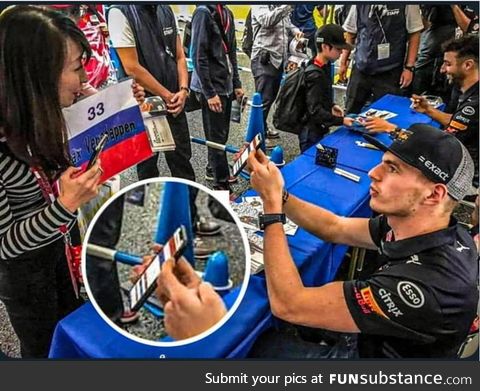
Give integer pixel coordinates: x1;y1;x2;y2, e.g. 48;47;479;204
203;251;232;295
269;145;285;167
245;92;265;151
155;182;194;265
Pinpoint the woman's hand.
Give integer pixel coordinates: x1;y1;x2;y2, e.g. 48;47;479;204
57;160;103;212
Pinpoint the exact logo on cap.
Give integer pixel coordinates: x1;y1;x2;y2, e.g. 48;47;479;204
397;281;425;308
418;156;449;182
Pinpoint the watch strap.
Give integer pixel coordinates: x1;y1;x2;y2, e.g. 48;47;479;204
259;213;286;230
180;86;190;96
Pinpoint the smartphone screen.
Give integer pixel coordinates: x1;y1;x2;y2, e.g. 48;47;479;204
129;225;188;311
86;133;108;171
141;96;168;118
232;133;263;177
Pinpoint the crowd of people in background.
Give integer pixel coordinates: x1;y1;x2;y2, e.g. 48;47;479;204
0;3;478;358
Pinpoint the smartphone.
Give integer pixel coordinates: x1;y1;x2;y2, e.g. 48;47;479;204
128;225;188;312
295;38;309;54
86;133;108;171
232;133;263;177
141;96;168;117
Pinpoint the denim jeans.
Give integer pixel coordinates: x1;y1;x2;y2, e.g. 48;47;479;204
248;324;359;359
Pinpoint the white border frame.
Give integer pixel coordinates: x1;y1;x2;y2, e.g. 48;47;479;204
81;177;251;349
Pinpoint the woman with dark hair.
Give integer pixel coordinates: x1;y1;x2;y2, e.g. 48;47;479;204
0;6;127;358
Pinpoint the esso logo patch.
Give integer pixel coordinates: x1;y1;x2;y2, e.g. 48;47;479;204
397;281;425;308
462;106;475;116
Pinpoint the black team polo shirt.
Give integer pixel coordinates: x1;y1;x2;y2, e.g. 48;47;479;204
445;81;479;186
343;215;478;358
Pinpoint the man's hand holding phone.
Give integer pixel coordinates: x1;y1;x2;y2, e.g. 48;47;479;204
156;256;202;305
248;149;284;213
128;226;188;311
130;243;163;284
157;258;226;340
232;133;263;177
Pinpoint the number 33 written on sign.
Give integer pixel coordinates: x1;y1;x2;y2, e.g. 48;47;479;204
87;102;105;120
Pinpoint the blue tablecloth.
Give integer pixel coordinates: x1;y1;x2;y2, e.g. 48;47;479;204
49;94;442;358
303;94;440;173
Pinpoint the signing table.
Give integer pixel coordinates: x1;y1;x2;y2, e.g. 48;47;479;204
49;95;441;358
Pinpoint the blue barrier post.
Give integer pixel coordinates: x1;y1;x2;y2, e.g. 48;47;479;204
190;136;240;154
155;182;195;265
245;92;265;151
269;145;286;167
203;251;232;296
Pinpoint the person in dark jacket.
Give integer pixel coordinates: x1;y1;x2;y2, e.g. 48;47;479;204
410;5;457;102
365;35;479;189
299;24;354;152
190;4;244;191
339;5;423;114
108;5;195;184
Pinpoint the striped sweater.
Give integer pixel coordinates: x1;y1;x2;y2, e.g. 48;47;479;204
0;142;77;260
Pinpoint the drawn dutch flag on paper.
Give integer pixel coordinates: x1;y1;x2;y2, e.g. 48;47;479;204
63;78;153;182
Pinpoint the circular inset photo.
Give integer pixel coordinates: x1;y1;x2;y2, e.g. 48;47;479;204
82;178;249;346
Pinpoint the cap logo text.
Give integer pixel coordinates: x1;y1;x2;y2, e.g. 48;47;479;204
418;156;449;181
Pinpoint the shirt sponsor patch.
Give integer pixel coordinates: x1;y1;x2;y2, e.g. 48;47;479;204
397;281;425;308
454;115;471;123
455;241;470;253
449;120;468;131
406;254;422;265
378;288;404;317
462;106;475;116
354;287;372;315
360;287;388;318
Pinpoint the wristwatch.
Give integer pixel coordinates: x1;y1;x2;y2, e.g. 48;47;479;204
404;65;415;73
180;86;190;96
258;213;286;230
